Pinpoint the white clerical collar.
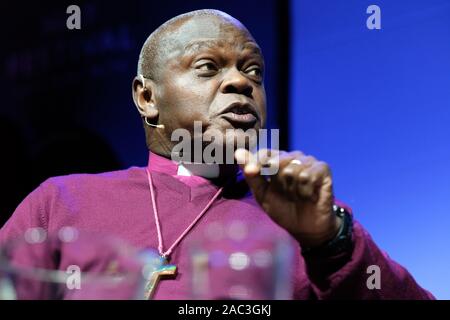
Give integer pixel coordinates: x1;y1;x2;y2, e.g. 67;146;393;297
177;162;220;178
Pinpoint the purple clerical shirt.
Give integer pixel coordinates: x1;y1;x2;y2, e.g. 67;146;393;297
0;152;434;299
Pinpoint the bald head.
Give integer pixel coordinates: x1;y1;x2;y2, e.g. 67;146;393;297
137;9;255;81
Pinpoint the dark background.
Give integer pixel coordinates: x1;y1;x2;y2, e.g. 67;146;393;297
0;0;288;225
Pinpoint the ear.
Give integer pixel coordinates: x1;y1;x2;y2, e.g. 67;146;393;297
132;75;159;121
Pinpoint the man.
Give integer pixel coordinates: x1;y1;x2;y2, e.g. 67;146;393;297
0;9;433;299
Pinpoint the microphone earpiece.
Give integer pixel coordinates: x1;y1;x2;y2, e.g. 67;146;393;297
139;75;164;129
139;74;146;90
144;117;165;129
150;123;165;129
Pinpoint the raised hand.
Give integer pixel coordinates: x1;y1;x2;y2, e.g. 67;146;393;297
234;148;341;248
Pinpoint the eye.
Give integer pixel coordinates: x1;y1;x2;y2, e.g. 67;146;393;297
194;60;219;76
244;65;263;79
198;62;217;71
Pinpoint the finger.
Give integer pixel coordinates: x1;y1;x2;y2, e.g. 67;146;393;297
273;155;314;195
255;149;279;168
234;149;269;202
234;148;259;175
236;148;287;175
296;161;330;202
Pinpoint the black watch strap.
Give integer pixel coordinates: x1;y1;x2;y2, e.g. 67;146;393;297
302;204;354;258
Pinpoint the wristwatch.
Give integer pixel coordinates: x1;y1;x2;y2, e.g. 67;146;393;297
301;204;354;258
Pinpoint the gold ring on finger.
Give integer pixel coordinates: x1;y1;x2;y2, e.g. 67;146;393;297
290;159;302;166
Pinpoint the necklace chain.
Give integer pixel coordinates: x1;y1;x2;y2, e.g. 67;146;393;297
146;168;223;259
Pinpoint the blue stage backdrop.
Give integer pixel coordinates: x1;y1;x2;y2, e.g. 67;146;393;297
289;0;450;299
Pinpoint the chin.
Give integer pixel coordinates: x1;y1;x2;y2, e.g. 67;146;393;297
195;129;254;164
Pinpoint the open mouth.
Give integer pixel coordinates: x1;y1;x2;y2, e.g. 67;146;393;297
220;103;259;128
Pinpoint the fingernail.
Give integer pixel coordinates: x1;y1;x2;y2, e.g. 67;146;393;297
245;163;259;175
234;148;246;163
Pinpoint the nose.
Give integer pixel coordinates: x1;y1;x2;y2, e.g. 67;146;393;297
219;67;253;98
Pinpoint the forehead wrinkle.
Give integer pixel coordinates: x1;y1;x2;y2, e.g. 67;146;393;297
241;41;262;56
182;39;263;59
183;39;228;57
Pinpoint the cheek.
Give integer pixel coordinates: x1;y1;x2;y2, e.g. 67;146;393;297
255;87;267;127
160;76;215;128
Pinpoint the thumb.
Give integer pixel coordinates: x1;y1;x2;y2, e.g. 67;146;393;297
234;148;269;202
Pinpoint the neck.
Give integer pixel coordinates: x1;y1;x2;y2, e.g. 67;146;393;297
148;150;240;180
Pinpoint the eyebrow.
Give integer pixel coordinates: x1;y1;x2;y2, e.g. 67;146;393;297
183;39;263;57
